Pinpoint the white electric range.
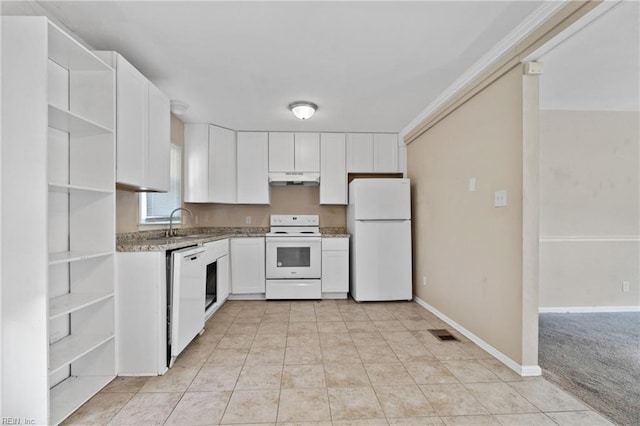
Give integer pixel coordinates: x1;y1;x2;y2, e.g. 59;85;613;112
265;215;322;299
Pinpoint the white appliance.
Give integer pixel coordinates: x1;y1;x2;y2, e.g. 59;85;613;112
265;215;322;299
169;246;206;367
269;171;320;186
347;178;413;301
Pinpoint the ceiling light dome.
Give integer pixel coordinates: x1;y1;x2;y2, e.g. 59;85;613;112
170;100;189;115
289;101;317;120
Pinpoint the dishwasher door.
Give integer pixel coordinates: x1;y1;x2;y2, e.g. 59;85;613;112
170;246;206;366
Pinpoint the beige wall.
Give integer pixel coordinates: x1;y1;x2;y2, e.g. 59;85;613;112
408;65;538;366
116;115;346;233
539;110;640;308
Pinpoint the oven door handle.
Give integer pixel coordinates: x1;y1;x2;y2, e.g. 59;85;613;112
266;237;321;243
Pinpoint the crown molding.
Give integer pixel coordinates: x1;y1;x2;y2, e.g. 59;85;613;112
400;0;569;142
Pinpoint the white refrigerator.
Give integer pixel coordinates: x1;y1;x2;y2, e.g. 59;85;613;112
347;178;412;301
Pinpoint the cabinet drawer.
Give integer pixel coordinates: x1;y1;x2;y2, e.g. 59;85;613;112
266;280;321;299
322;238;349;251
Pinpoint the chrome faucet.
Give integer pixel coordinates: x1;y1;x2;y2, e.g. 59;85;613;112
167;207;193;237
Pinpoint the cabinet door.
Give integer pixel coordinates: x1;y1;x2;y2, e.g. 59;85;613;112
268;132;295;172
184;124;210;202
398;144;407;177
346;133;373;172
294;132;320;172
146;83;170;192
321;248;349;293
320;133;346;205
373;133;398;172
116;55;147;187
217;254;230;302
230;238;266;294
117;252;167;375
209;125;237;203
237;132;270;204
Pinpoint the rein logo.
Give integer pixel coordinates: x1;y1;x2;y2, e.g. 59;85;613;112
2;418;35;425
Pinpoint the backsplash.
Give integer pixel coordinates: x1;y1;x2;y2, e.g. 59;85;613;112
186;186;346;228
116;186;346;233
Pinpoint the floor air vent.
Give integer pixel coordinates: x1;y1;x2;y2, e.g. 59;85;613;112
428;329;459;342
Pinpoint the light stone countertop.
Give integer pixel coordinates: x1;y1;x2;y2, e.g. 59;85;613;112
117;227;349;252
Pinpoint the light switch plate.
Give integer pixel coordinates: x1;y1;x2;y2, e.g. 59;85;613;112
494;190;507;207
469;177;476;192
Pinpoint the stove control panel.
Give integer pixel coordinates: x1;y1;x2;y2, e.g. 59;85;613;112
270;215;319;226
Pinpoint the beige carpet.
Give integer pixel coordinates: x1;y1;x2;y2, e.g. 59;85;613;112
539;312;640;426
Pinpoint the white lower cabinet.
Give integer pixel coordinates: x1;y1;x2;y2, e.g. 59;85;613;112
321;238;349;297
203;239;230;320
230;238;266;294
116;252;168;376
218;254;230;302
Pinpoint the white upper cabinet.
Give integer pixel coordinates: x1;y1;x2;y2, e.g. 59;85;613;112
347;133;399;173
294;132;320;172
268;132;295;172
320;133;347;205
237;132;270;204
373;133;398;172
115;56;146;187
346;133;374;172
398;143;407;177
184;124;237;203
184;123;209;203
146;83;170;191
98;52;170;192
268;132;320;173
209;125;237;203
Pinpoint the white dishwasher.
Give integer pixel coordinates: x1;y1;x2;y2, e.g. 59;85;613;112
169;246;206;367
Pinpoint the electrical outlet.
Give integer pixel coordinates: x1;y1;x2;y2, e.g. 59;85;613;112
623;281;630;292
422;276;427;286
494;190;507;207
245;216;252;225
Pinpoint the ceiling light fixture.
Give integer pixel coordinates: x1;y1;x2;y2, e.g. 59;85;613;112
289;101;317;120
170;100;189;116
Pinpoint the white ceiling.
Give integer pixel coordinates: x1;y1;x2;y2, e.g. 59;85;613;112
2;1;545;132
538;0;640;111
6;1;635;127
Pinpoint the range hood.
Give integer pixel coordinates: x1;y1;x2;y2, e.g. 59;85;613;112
269;172;320;186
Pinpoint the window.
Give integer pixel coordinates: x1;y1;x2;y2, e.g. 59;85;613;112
139;143;182;224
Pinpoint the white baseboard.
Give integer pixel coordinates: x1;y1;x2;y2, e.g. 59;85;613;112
539;306;640;313
414;296;541;377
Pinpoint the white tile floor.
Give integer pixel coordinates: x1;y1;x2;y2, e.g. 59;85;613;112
63;299;613;425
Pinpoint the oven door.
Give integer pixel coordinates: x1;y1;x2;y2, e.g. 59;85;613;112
266;237;321;279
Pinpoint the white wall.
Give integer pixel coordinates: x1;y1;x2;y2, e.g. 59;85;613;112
539;110;640;310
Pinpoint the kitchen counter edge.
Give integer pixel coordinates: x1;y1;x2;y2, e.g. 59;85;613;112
117;229;349;252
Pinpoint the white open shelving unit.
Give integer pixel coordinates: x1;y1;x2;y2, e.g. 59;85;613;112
1;17;116;425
